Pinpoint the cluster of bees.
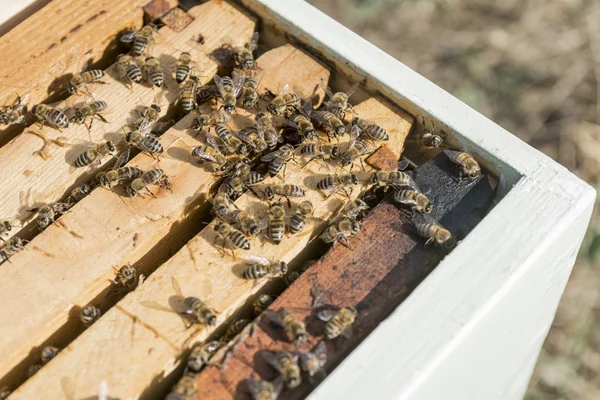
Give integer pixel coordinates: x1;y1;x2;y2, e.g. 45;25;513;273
0;20;483;400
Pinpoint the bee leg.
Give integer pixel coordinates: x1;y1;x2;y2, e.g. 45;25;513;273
359;158;366;171
96;113;108;124
340;236;353;249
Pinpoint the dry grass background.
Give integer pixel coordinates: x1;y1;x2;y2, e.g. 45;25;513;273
307;0;600;398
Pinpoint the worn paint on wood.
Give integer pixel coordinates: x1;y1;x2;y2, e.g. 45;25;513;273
143;0;179;21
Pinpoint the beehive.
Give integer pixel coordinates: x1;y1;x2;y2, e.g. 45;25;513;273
0;1;594;400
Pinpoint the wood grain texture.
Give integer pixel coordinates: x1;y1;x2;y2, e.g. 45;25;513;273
12;98;411;399
0;0;150;145
193;154;494;399
0;0;258;391
5;44;329;398
0;1;252;242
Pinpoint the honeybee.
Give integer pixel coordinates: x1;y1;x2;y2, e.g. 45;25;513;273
67;183;94;206
415;221;454;248
284;271;300;286
124;125;163;157
179;75;200;114
0;220;18;241
264;308;307;345
417;122;443;148
110;264;138;290
167;372;197;400
218;176;245;200
308;108;345;138
323;82;358;118
299;341;328;383
444;149;481;180
31;104;69;131
261;144;296;177
288;200;317;234
27;364;42;377
339;198;370;220
186;340;222;373
191;136;228;171
96;150;142;189
72;139;117;169
213;124;247;155
68;99;108;130
246;377;283;400
222;318;251;342
318;306;358;340
0;93;29;126
80;305;101;326
266;202;286;244
253;294;274;316
174;52;197;84
241;256;288;280
228;209;261;236
196;84;220;104
263;184;305;202
266;85;301;117
0;237;26;264
339;137;371;169
214;220;250;258
29;202;70;229
394;189;432;213
121;23;158;56
212;192;233;218
237;128;268;153
40;346;60;364
351;118;389;141
300;143;341;169
66;67;106;95
191;110;229;134
126;168;167;197
115;54;143;90
263;351;302;389
320;217;361;247
233;31;259;70
284;106;317;141
143;56;164;88
367;170;418;191
239;76;260;110
255;112;281;150
316;173;360;197
214;72;245;113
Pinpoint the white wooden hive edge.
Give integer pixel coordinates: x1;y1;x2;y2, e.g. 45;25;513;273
239;1;597;400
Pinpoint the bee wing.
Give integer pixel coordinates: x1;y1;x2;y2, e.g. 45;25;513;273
442;149;465;165
346;82;360;97
213;74;227;97
171;277;184;297
313;340;328;366
244;255;270;266
120;30;138;43
232;70;246;97
97;380;108;400
272;376;284;397
113;149;130;169
206;135;222;153
247;31;259;51
17;92;30;107
260;149;279;162
320;84;334;100
279;83;290;96
193;147;220;164
316;308;337;322
139;300;174;314
262;351;284;374
281;118;299;130
236;128;257;144
246;377;261;397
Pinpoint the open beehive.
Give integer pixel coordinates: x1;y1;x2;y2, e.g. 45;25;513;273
0;1;593;400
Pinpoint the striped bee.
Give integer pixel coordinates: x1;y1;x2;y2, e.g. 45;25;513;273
284;108;317;141
339;132;371;169
367;170;418;191
308;108;345;138
300;143;341;168
214;220;250;258
288;200;318;234
179;75;200;114
143;57;164;89
351;118;389;142
116;54;143;90
264;308;308;345
174;52;197;84
233;31;259;70
40;346;61;364
214;72;245;114
320;217;361;247
261;144;296;177
267;84;301;117
131;103;162;131
263;351;302;389
212;192;233;218
171;277;218;328
68;99;108;131
227;208;261;237
186;341;222;373
239;75;260;110
246;377;283;400
66;67;106;96
267;202;286;244
66;183;94;206
394;189;432;213
96;150;142;189
0;237;27;264
263;184;305;202
191;110;229;135
255;113;281;150
237;127;268;153
253;294;274;316
110;264;138;290
0;220;17;242
192;136;228;171
80;305;101;326
299;341;328;383
241;256;288;280
323;82;358;118
121;23;158;56
127;168;168;197
72;139;117;168
316;173;360;197
222;318;251;343
415;221;453;248
0;93;29;126
444;149;481;180
318;306;358;340
31;104;69;131
213;124;247;155
124;121;163;157
29;202;70;230
339;198;370;220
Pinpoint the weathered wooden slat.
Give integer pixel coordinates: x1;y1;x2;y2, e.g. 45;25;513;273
0;1;251;243
192;154;495;399
0;43;329;395
13;98;411;399
0;1;259;391
0;0;151;146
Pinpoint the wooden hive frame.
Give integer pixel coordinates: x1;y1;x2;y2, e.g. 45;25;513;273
0;0;595;399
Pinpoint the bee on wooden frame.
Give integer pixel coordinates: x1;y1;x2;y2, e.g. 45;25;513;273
299;340;328;383
232;31;259;71
31;103;69;131
318;305;358;340
214;71;245;114
115;54;143;90
65;64;107;96
444;149;481;181
0;93;29;126
240;256;288;281
323;82;359;118
266;84;301;117
263;350;302;389
246;376;283;400
120;23;159;56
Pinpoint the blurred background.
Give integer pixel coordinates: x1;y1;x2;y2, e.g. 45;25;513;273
306;0;600;398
